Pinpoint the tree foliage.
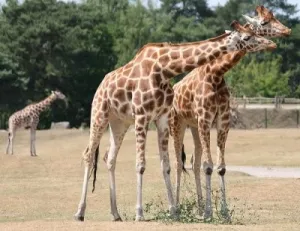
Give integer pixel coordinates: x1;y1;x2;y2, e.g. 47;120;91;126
0;0;299;128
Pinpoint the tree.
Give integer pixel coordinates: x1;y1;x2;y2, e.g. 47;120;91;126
226;55;291;97
0;0;116;127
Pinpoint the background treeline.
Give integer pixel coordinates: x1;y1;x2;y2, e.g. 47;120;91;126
0;0;299;128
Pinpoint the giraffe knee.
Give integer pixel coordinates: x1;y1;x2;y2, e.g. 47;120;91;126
203;162;213;175
136;163;146;174
205;167;213;175
217;168;226;176
139;166;145;174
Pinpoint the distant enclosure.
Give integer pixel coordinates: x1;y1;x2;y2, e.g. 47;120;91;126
234;96;300;109
230;97;300;129
1;97;300;130
232;108;300;129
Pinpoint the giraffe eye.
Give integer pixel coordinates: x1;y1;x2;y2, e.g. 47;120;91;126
260;21;269;26
243;35;251;41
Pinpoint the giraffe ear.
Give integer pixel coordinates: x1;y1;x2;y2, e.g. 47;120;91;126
225;30;232;34
230;20;243;31
255;5;264;16
51;90;54;94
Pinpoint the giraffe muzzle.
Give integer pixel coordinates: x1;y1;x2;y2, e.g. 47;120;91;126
283;28;292;37
266;42;277;51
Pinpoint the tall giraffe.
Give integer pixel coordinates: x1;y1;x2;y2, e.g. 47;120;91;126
243;5;291;37
170;7;291;220
74;21;276;222
6;90;67;156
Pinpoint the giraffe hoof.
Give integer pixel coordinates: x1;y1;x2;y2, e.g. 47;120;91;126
74;215;85;222
135;216;145;222
203;213;213;222
113;217;123;222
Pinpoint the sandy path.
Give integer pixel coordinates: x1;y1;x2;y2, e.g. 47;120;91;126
186;165;300;178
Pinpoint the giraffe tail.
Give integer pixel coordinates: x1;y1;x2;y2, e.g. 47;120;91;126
91;146;100;193
181;144;187;173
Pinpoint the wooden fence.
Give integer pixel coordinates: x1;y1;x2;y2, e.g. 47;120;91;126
232;108;300;129
234;96;300;109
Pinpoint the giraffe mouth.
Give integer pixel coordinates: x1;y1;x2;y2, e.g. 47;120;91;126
282;29;291;37
266;43;277;51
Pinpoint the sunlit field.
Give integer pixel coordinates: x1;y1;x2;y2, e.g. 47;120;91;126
0;128;300;230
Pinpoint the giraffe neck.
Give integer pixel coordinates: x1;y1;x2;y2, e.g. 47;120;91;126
136;34;232;81
33;95;57;114
205;50;246;81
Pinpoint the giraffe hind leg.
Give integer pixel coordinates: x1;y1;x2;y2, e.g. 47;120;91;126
6;131;15;155
106;119;130;221
155;114;176;217
6;132;11;155
172;116;186;207
190;126;204;215
74;114;109;222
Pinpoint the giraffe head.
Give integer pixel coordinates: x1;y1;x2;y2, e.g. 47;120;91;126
242;5;291;37
51;90;68;107
225;20;277;53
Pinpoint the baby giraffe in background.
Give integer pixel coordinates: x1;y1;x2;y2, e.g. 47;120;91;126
170;6;291;220
74;18;277;222
6;90;68;156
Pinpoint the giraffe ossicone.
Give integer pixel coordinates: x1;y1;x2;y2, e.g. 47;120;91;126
6;90;67;156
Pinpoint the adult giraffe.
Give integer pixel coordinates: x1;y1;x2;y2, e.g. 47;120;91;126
6;90;67;156
74;20;276;222
170;6;291;220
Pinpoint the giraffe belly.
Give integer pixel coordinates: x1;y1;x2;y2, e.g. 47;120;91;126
109;102;135;124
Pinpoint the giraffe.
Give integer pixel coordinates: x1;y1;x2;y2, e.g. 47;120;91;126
170;7;291;220
6;90;68;156
74;20;276;222
242;5;291;37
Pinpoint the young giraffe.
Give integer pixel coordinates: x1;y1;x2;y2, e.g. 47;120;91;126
74;21;276;222
6;90;67;156
170;7;291;220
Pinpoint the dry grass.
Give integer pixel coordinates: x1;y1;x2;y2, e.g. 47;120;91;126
0;128;300;230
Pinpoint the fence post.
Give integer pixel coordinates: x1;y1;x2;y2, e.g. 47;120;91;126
264;108;268;128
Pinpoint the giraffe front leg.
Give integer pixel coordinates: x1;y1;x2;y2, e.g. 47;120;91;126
106;120;129;221
198;117;214;221
216;111;230;220
30;127;37;156
155;114;176;217
134;115;148;222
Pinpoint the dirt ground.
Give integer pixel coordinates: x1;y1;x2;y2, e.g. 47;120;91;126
0;129;300;230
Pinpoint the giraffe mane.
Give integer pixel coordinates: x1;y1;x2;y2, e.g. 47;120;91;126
135;33;230;56
231;20;256;36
